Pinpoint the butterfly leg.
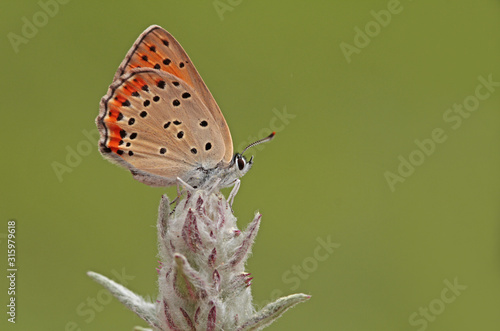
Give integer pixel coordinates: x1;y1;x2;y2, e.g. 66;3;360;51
170;177;195;206
170;183;184;206
176;177;195;192
228;179;241;207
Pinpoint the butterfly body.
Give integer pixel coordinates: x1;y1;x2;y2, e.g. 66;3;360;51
125;149;253;189
97;25;263;188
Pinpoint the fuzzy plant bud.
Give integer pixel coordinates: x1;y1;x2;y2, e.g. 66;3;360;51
88;184;310;330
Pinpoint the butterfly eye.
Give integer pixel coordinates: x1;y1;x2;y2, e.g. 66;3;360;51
237;157;246;171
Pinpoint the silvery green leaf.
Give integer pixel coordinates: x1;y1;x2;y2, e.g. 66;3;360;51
87;271;160;329
238;294;311;331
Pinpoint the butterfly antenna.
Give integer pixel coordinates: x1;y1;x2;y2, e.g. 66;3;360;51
241;132;276;155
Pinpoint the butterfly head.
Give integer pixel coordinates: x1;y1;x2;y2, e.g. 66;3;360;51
231;153;253;177
223;132;275;183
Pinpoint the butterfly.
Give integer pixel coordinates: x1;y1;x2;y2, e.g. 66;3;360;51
96;25;274;189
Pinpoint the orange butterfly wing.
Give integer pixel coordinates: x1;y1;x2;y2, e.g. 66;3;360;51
112;25;233;163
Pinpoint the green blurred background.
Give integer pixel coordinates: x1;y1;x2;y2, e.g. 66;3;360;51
1;0;500;330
